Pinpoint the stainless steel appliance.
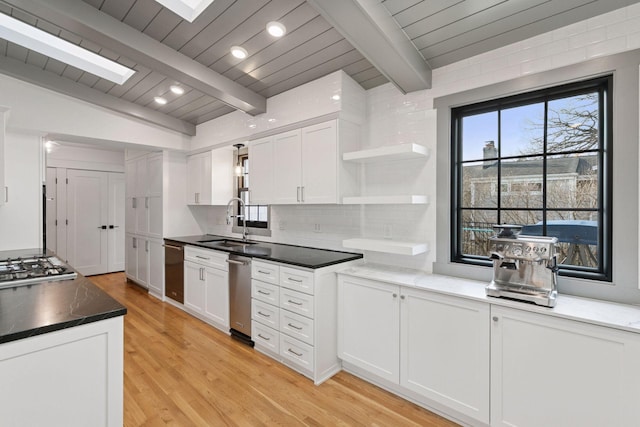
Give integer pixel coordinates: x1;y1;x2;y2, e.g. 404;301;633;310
227;254;253;345
485;225;559;307
164;241;185;303
0;255;77;289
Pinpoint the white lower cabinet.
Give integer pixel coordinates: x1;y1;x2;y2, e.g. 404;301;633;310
337;275;490;425
125;234;163;297
491;306;640;427
251;259;348;384
400;288;490;424
183;247;229;332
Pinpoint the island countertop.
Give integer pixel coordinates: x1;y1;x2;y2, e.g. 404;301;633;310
0;249;127;344
165;235;363;269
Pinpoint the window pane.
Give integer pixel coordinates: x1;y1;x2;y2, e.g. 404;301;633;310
501;103;544;157
460;210;497;257
501;210;543;228
258;206;268;221
461;111;498;161
248;205;258;221
547;153;599;209
547;92;599;153
546;211;599;269
462;161;497;208
500;156;543;209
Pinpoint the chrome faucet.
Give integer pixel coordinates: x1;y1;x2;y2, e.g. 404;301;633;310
226;197;248;241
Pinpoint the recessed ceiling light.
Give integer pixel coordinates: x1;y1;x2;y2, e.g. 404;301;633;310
266;21;286;38
153;0;214;23
154;96;168;105
170;85;185;95
0;13;135;85
230;46;248;59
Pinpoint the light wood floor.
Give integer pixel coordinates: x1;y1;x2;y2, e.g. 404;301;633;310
91;273;459;427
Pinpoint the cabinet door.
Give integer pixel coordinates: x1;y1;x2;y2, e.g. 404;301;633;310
147;238;164;297
125;234;137;279
337;275;400;383
147;153;163;197
136;238;149;288
301;121;338;204
210;147;233;205
491;306;640;427
186;153;201;205
400;288;490;424
248;137;273;204
204;267;229;328
184;261;205;313
125;160;136;198
147;196;162;237
135;197;149;234
272;129;302;204
198;151;213;205
125;198;136;233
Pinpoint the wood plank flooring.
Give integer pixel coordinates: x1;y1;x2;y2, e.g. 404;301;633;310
90;273;459;427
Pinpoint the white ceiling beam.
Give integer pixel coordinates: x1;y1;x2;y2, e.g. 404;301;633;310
4;0;267;115
306;0;432;93
0;54;196;135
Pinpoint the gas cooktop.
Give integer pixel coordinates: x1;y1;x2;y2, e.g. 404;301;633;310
0;255;77;289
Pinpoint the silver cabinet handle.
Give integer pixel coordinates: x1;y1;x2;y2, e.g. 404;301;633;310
163;244;183;250
257;270;271;275
392;293;397;298
287;299;303;306
196;255;210;260
288;348;303;357
258;333;270;341
257;311;270;318
257;290;270;295
132;237;137;249
145;240;149;252
400;295;405;300
145;197;149;208
493;316;499;322
287;277;303;283
301;186;305;202
199;267;204;281
132;197;137;208
287;323;302;330
226;259;247;265
296;186;300;202
195;192;199;204
4;186;7;203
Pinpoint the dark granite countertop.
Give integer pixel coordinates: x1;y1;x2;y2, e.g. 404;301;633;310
0;248;127;344
165;235;363;269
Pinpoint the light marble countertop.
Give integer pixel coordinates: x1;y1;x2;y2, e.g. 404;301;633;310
338;263;640;335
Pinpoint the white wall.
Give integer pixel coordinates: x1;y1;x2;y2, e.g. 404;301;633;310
0;131;43;251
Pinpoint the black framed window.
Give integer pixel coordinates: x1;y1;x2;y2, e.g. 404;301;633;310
237;155;269;229
451;75;612;281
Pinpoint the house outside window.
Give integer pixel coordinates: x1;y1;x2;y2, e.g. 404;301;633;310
236;154;269;230
451;75;612;281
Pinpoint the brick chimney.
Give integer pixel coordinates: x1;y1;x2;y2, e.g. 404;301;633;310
483;141;497;169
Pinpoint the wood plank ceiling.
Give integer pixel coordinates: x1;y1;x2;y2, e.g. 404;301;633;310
0;0;637;134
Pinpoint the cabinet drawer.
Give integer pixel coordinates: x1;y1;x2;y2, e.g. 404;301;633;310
280;288;314;319
280;310;314;346
252;260;279;285
252;320;279;354
280;266;314;295
252;299;279;329
280;334;314;374
184;246;228;270
252;279;279;305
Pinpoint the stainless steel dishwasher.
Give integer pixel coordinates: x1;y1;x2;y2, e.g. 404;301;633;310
227;254;253;346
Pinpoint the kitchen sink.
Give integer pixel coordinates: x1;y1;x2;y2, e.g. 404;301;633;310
206;239;256;249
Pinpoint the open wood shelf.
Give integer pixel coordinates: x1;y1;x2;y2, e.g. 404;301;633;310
342;143;428;163
342;238;428;255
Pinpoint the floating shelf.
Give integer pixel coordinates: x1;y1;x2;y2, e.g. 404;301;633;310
342;195;429;205
343;143;428;163
342;238;428;256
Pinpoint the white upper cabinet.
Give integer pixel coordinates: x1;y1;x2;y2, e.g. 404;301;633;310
0;110;5;207
252;119;359;205
272;129;302;204
186;147;233;205
248;136;273;204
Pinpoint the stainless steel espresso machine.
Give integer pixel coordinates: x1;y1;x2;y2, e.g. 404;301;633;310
485;224;559;307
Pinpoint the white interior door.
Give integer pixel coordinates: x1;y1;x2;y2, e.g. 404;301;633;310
66;169;108;275
45;167;57;253
107;173;125;273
